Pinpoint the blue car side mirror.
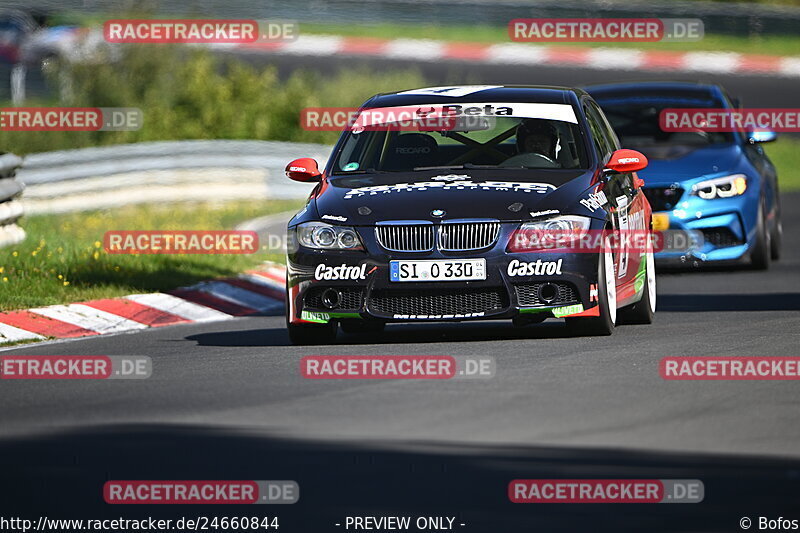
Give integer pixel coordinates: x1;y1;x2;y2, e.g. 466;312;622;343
748;130;777;143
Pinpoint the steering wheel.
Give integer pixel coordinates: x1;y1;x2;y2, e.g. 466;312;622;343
500;152;558;168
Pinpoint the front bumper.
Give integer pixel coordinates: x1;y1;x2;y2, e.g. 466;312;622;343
648;187;757;266
287;224;602;324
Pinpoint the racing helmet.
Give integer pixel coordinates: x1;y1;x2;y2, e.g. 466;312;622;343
515;119;559;158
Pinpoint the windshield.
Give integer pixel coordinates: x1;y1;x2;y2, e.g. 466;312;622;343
595;97;736;147
331;103;589;174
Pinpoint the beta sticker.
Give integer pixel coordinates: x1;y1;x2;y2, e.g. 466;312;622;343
343;162;359;171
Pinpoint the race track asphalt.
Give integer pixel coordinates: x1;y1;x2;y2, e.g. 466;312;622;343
234;51;800;116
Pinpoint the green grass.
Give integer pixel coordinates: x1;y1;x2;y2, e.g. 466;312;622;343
765;137;800;191
301;22;800;56
0;199;302;312
0;47;428;155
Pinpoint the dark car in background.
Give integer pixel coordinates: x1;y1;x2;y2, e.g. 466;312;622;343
586;81;781;269
283;85;655;344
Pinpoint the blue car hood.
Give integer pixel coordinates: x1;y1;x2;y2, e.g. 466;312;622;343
636;144;741;186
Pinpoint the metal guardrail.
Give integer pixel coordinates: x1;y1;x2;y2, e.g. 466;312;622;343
0;152;25;248
15;140;332;214
17;140;331;185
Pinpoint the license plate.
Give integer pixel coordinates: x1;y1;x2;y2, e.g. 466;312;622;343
652;213;670;231
389;259;486;282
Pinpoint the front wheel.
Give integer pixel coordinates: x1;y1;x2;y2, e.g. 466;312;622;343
750;197;771;270
618;247;656;325
770;202;782;261
566;247;617;336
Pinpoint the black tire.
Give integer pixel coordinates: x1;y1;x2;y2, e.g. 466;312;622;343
566;247;616;337
770;199;782;261
618;248;656;325
750;197;771;270
285;289;337;345
339;319;386;334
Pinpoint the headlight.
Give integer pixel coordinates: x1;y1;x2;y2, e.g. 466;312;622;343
297;222;363;250
507;215;592;252
692;174;747;200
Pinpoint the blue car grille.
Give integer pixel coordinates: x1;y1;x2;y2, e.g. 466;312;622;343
643;186;684;212
701;227;743;248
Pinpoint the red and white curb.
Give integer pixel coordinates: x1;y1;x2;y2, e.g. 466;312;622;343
0;262;287;346
231;35;800;78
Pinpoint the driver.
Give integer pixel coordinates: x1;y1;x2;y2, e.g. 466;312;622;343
501;119;560;168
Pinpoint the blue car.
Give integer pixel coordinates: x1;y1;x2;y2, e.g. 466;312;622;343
586;82;781;269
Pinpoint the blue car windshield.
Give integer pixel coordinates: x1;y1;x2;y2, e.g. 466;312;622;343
595;97;735;147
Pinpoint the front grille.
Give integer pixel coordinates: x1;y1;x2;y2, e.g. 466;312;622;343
375;220;500;252
701;227;742;248
368;287;507;316
643;186;684;212
439;221;501;251
375;223;434;252
515;282;579;307
304;287;364;310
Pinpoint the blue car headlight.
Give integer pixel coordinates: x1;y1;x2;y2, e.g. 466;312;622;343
691;174;747;200
297;222;363;250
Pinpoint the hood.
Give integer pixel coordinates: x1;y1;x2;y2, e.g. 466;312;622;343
311;169;594;225
635;143;742;186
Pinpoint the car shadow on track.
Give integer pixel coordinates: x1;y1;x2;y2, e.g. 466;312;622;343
185;321;575;347
659;293;800;312
1;424;799;532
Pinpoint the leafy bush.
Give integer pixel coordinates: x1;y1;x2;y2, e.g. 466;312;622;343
0;45;427;154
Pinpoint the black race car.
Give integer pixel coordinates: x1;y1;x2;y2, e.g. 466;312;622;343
284;85;655;344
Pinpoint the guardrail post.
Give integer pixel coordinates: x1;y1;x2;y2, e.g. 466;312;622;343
10;64;26;104
0;153;26;249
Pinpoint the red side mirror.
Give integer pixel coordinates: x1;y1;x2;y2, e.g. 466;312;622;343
286;158;322;182
605;149;648;174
